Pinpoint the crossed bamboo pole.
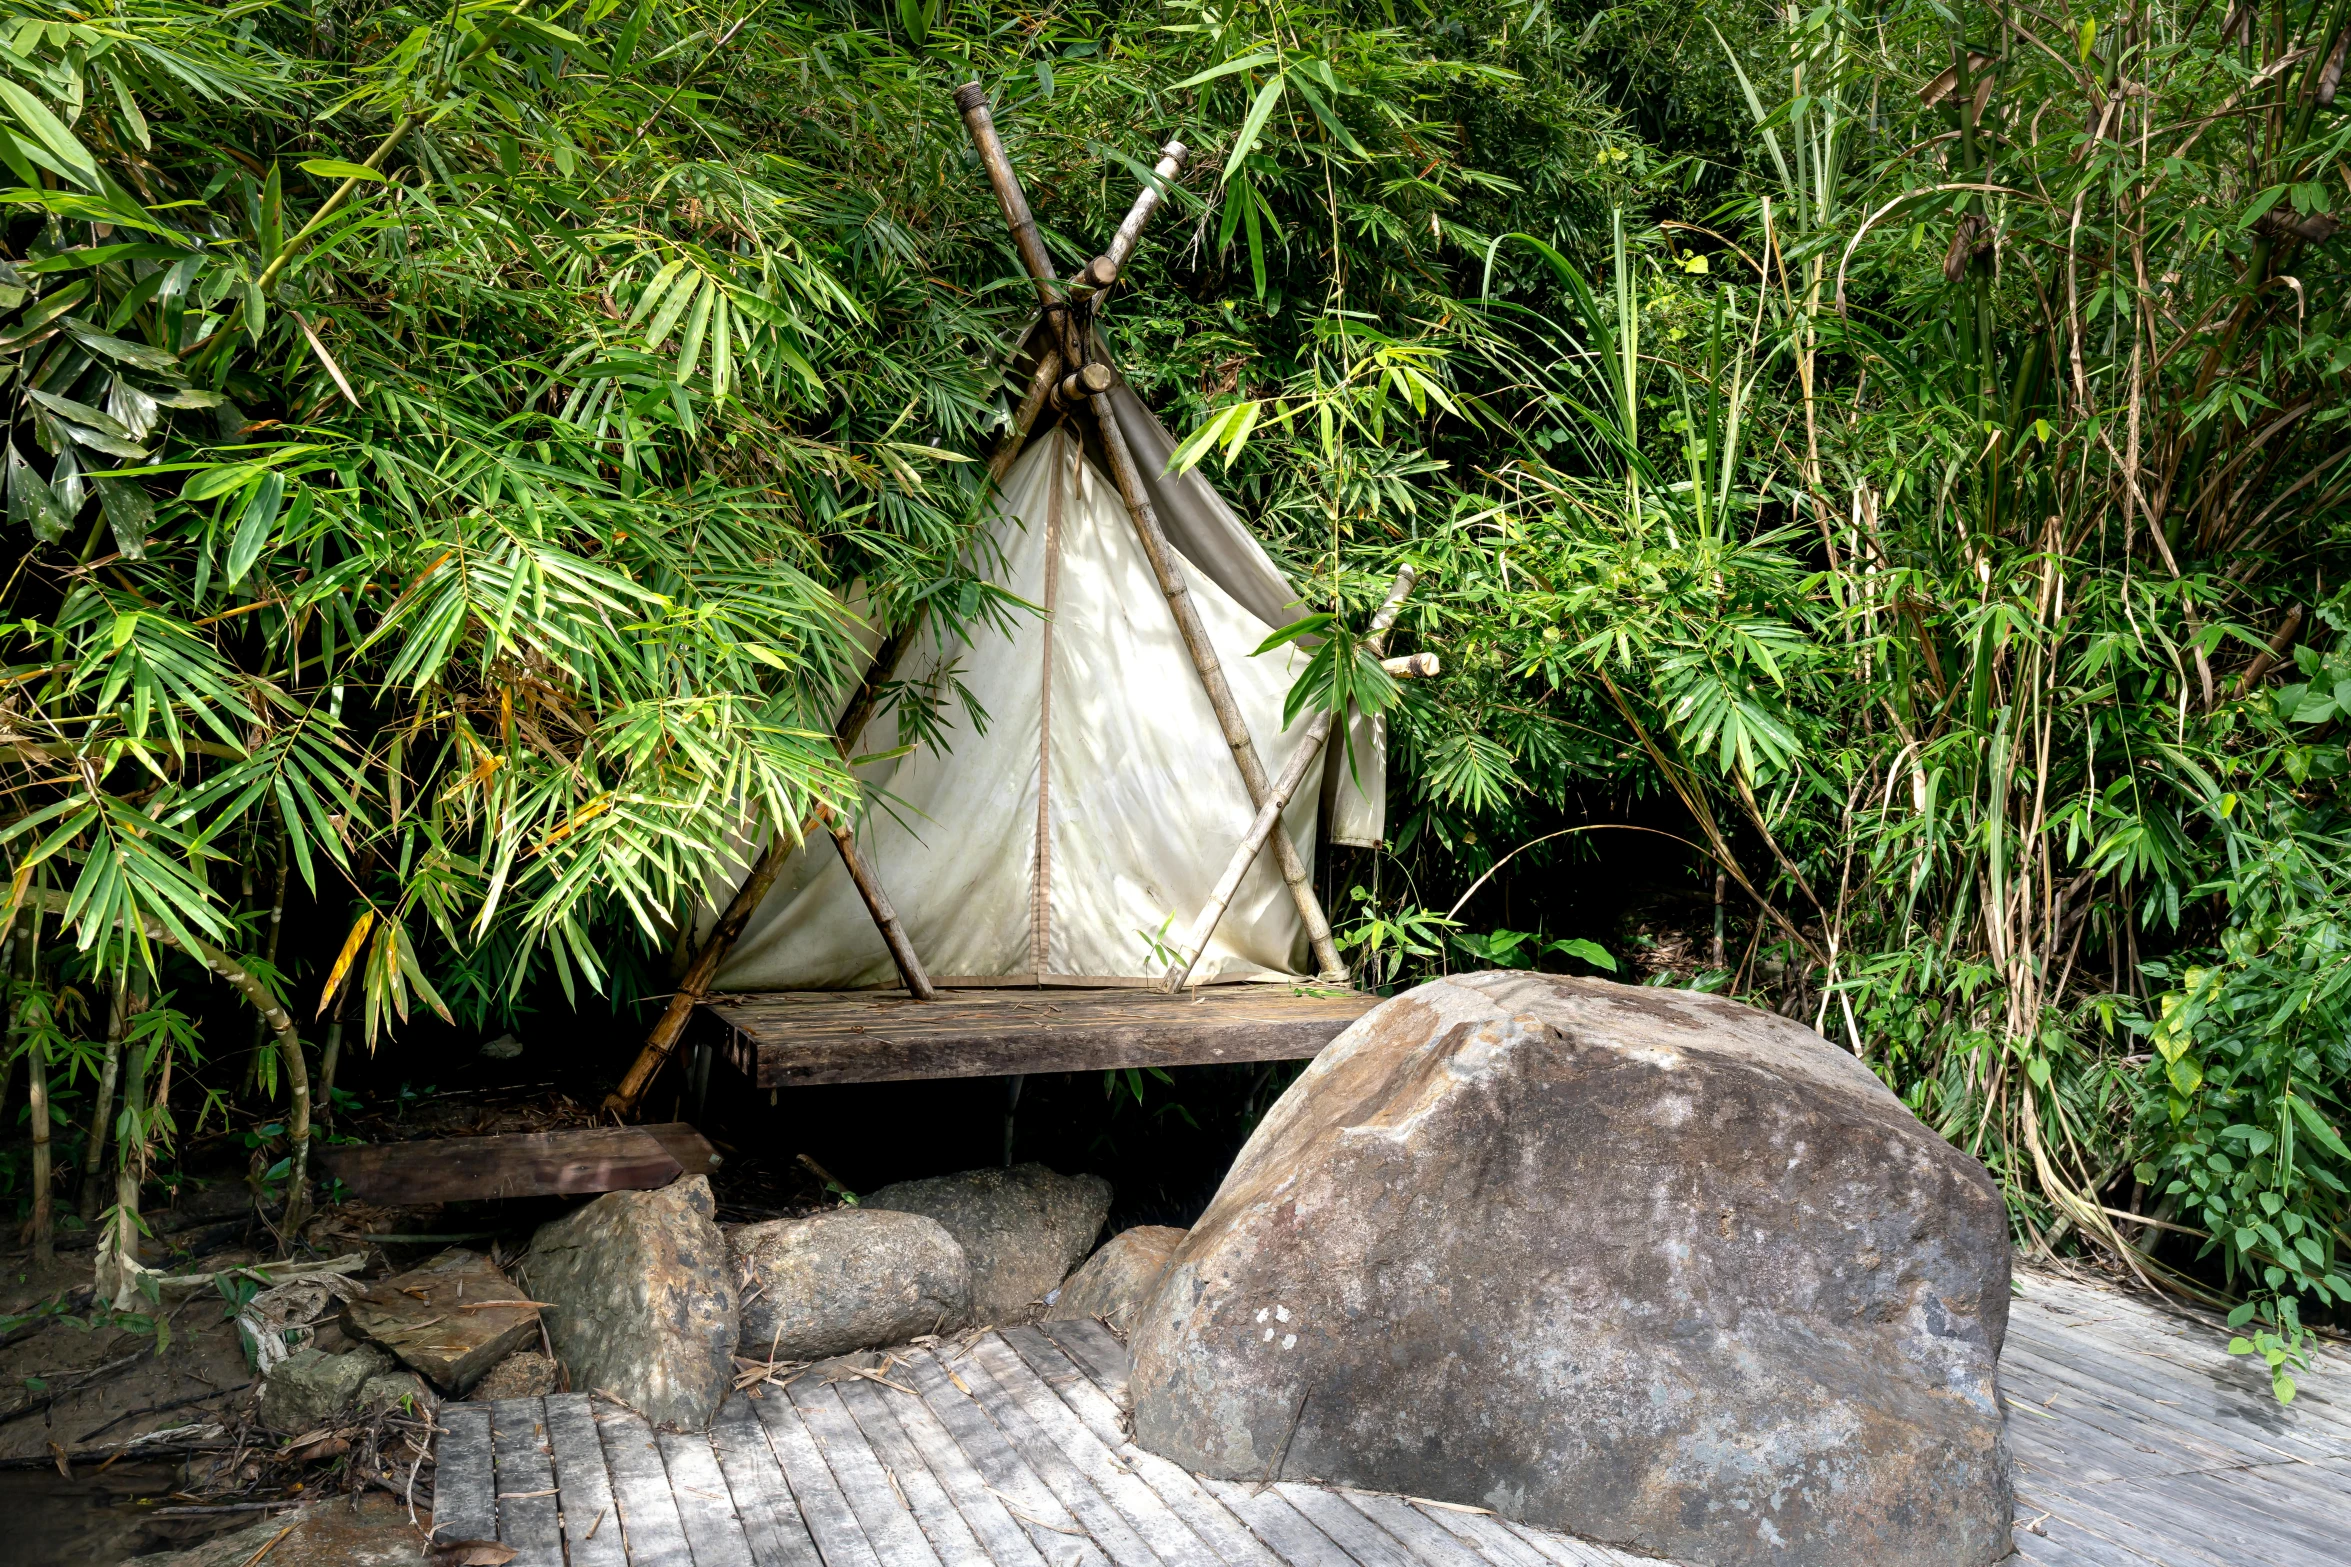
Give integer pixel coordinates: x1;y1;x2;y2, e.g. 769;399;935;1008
953;82;1348;982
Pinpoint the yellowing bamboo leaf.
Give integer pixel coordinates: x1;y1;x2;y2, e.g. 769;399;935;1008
318;909;375;1017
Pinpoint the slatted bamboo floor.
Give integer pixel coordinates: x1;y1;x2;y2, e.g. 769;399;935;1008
430;1269;2350;1567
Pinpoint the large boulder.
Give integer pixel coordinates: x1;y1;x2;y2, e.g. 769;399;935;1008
732;1207;972;1359
863;1163;1110;1322
1045;1225;1186;1334
1130;972;2013;1567
519;1175;738;1429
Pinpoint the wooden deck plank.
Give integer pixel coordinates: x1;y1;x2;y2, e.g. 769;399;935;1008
999;1326;1285;1567
789;1376;949;1567
1271;1484;1421;1567
702;985;1376;1087
969;1333;1252;1564
594;1404;696;1567
902;1349;1112;1567
2145;1463;2351;1561
1998;1337;2331;1468
1197;1478;1363;1567
1034;1319;1132;1407
1333;1491;1493;1566
834;1373;1001;1567
489;1396;563;1567
542;1393;628;1567
2014;1476;2246;1567
1404;1504;1553;1567
751;1381;888;1567
708;1395;826;1567
862;1360;1089;1567
657;1427;758;1567
432;1403;498;1547
919;1345;1171;1567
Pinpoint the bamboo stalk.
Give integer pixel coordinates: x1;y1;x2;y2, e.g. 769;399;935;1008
1098;141;1188;288
78;981;126;1222
10;925;47;1263
1162;568;1418;991
1086;392;1347;978
990;349;1061;485
954;84;1061;309
821;807;934;998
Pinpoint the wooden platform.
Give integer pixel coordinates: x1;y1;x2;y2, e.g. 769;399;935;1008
697;984;1381;1088
320;1123;722;1205
429;1269;2351;1566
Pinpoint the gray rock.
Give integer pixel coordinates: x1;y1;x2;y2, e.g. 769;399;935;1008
733;1208;971;1359
1130;972;2014;1567
468;1349;561;1402
258;1345;391;1432
864;1162;1111;1322
356;1370;435;1416
519;1175;738;1429
1045;1225;1185;1334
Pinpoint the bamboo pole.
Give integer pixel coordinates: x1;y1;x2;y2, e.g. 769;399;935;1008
1085;390;1348;978
1094;141;1188;291
952;82;1349;979
821;807;934;998
1162;568;1419;991
604;634;918;1114
77;980;127;1221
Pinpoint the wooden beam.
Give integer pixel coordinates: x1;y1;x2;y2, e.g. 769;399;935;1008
318;1122;718;1205
1162;567;1418;991
954;83;1061;307
701;985;1376;1087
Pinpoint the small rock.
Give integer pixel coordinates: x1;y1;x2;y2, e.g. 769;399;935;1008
259;1345;391;1432
340;1248;539;1394
1044;1225;1185;1334
479;1032;524;1059
357;1371;435;1416
469;1350;560;1402
519;1175;738;1429
733;1208;971;1360
863;1163;1110;1323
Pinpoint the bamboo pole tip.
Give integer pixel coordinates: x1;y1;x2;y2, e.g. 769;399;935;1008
954;82;989;112
1161;140;1188;164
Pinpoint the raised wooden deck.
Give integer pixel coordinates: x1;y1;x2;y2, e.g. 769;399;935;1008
430;1268;2350;1566
697;984;1381;1087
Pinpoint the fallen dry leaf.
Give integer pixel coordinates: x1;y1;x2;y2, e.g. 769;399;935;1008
434;1543;517;1566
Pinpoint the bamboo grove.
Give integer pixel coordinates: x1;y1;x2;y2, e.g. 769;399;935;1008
0;0;2345;1387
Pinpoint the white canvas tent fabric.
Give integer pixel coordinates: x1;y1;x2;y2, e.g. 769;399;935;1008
709;402;1381;989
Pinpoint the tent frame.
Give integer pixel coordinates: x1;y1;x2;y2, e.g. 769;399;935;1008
609;86;1376;1114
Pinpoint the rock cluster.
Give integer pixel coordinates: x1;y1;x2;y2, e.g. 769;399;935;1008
733;1207;972;1360
864;1162;1111;1321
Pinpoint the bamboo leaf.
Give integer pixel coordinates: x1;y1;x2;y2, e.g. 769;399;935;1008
1223;72;1288;182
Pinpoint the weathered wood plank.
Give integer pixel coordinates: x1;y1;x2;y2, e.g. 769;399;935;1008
2014;1477;2243;1567
431;1403;498;1547
594;1401;697;1567
1271;1483;1421;1567
913;1347;1167;1567
1333;1491;1492;1566
487;1396;562;1567
1492;1519;1619;1567
964;1335;1220;1565
703;986;1375;1086
1197;1478;1362;1567
320;1122;715;1204
789;1376;948;1567
1035;1318;1131;1408
708;1394;825;1567
884;1353;1103;1567
997;1327;1282;1567
834;1373;1000;1566
657;1427;758;1567
1999;1338;2330;1467
1402;1505;1564;1567
751;1376;887;1567
541;1393;627;1567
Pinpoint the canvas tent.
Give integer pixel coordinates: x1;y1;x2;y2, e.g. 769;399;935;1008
705;388;1384;990
608;85;1419;1112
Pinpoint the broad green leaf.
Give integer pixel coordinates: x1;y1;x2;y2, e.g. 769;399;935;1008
297;158;386;182
1170;51;1281;91
224;472;286;586
1223;72;1288;182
